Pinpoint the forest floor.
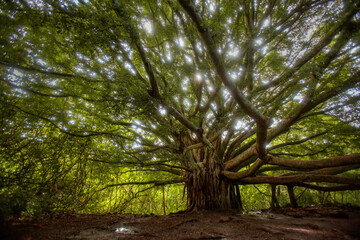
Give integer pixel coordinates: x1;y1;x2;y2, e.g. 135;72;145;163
1;206;360;240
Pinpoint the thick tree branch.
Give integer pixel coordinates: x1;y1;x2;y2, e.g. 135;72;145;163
177;0;267;124
113;0;160;98
224;126;256;161
224;173;360;186
225;145;257;170
178;0;269;162
268;154;360;169
224;153;360;185
227;158;265;179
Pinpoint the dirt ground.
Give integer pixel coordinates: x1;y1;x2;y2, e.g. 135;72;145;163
1;206;360;240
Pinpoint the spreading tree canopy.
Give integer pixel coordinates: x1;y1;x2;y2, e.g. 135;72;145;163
1;0;360;212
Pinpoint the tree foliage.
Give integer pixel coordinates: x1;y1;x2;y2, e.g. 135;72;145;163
1;0;360;214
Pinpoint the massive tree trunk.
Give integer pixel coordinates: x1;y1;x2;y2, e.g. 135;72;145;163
186;163;242;210
180;133;243;210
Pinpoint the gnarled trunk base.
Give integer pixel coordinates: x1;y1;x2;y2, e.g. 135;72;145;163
185;167;242;211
